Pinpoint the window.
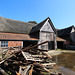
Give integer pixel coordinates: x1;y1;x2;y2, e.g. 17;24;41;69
1;41;8;47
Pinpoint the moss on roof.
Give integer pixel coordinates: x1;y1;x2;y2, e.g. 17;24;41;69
0;17;36;34
0;17;56;35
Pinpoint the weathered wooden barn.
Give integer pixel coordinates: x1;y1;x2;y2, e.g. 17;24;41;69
0;17;57;50
30;17;57;50
57;26;75;49
57;26;75;45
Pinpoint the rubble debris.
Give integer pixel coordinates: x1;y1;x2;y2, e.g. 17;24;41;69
0;68;8;75
0;41;62;75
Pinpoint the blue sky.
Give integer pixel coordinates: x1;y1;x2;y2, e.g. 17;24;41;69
0;0;75;29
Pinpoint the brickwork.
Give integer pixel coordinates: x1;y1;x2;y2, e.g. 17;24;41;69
8;41;22;47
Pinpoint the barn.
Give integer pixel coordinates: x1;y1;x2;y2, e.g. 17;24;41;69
57;26;75;49
0;17;57;50
57;26;75;45
30;17;57;50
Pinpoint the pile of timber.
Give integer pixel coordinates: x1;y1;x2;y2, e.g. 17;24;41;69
0;41;61;75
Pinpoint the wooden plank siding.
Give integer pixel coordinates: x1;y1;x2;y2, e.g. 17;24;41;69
39;31;54;50
38;19;57;50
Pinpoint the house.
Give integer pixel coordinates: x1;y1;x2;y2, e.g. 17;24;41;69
0;17;57;50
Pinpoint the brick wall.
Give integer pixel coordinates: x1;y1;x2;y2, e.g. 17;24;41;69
8;41;23;47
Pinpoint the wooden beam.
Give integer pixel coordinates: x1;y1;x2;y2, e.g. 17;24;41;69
29;65;33;75
33;63;50;73
15;41;48;54
43;67;50;73
42;52;52;59
22;41;48;52
19;66;22;74
42;63;56;66
22;65;31;75
0;68;8;75
32;55;47;58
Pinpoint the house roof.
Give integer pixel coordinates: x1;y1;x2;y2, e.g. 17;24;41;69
0;32;38;41
57;26;74;37
0;17;36;34
30;17;56;34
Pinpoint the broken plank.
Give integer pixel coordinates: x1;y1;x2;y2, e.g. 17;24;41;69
33;63;50;73
32;55;47;58
0;68;8;75
29;65;33;75
22;51;42;62
19;66;22;74
22;41;48;52
42;63;56;66
21;65;31;75
43;67;50;73
42;52;52;59
15;41;48;54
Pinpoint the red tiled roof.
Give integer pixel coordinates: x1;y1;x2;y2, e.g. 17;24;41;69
0;33;38;41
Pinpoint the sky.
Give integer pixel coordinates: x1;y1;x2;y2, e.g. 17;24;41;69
0;0;75;29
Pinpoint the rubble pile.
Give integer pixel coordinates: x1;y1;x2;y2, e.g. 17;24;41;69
0;41;61;75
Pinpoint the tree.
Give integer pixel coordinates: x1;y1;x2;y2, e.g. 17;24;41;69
28;21;37;24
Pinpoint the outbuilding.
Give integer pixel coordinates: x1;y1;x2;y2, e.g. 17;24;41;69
0;17;57;50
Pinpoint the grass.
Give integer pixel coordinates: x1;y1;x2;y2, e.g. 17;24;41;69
56;49;75;53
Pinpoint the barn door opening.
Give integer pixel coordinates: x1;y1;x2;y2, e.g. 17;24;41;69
48;41;54;50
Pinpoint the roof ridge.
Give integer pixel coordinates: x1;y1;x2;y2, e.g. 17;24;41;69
30;17;57;34
57;25;74;31
0;16;36;25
